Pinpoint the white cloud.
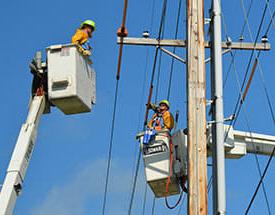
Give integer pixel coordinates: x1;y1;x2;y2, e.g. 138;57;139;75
30;159;145;215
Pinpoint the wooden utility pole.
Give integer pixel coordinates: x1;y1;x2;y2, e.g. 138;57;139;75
186;0;208;214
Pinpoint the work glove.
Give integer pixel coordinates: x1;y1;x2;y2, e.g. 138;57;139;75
82;50;91;56
147;102;157;110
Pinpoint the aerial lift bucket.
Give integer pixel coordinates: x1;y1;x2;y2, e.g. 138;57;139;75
46;44;96;115
137;129;185;198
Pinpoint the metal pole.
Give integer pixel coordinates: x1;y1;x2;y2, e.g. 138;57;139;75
186;0;208;214
210;0;226;214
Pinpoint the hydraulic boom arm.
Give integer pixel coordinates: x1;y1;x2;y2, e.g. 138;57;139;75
0;95;45;215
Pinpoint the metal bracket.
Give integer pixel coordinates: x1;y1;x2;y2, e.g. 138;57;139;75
205;49;231;63
206;100;214;106
207;115;235;124
159;47;186;64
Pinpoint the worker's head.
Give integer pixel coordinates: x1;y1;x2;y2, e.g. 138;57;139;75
158;100;170;112
80;20;96;38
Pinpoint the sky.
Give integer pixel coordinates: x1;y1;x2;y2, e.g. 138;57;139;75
0;0;274;214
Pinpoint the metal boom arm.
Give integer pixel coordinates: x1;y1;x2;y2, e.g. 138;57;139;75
233;130;275;157
208;125;275;159
0;95;45;215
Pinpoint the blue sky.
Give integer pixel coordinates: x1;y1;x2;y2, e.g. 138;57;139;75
0;0;274;214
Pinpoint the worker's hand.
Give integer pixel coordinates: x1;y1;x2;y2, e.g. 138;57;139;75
82;50;91;56
147;102;156;110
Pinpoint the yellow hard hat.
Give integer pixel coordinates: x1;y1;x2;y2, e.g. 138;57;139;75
159;100;170;109
80;20;96;31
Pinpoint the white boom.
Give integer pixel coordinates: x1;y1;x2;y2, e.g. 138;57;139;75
0;96;45;215
223;127;275;159
0;44;96;215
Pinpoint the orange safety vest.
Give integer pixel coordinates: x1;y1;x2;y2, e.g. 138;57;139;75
148;111;174;131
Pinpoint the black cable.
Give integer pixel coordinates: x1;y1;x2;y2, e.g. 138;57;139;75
102;80;120;215
224;0;270;141
155;20;166;103
151;197;156;215
133;0;158;212
128;150;142;215
127;1;168;213
176;194;187;215
220;3;274;213
165;191;184;209
264;10;275;35
167;0;183;100
245;147;275;214
102;0;130;212
223;0;254;89
155;46;163;103
142;183;148;215
230;52;272;214
207;175;213;193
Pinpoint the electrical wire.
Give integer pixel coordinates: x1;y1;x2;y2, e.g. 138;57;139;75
219;1;275;213
230;48;272;214
224;0;270;141
167;0;183;100
175;173;210;215
102;1;128;214
132;0;156;212
245;147;275;214
102;81;120;215
151;197;156;215
142;183;148;215
128;1;168;213
155;46;164;104
176;194;187;215
223;0;253;89
264;0;275;28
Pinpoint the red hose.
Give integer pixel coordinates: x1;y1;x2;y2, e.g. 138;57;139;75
165;137;184;209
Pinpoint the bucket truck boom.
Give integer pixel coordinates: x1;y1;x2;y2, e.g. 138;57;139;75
0;95;46;215
0;44;96;214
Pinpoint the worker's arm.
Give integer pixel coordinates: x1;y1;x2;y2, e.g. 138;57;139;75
148;114;156;129
71;30;89;54
163;111;174;130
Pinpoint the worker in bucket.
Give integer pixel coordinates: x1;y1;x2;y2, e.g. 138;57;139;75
143;100;174;145
72;20;96;56
148;100;174;131
147;100;188;193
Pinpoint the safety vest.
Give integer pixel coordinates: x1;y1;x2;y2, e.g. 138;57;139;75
152;115;164;131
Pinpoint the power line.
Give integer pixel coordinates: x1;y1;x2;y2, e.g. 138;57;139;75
222;0;254;89
102;0;129;214
151;197;156;215
245;147;275;214
155;44;164;103
142;183;148;215
230;48;272;214
127;1;168;213
102;80;120;215
167;0;183;100
226;4;275;133
224;0;270;141
133;0;156;211
264;0;275;28
220;1;275;212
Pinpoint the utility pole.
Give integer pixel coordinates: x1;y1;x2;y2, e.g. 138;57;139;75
186;0;208;214
210;0;226;214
